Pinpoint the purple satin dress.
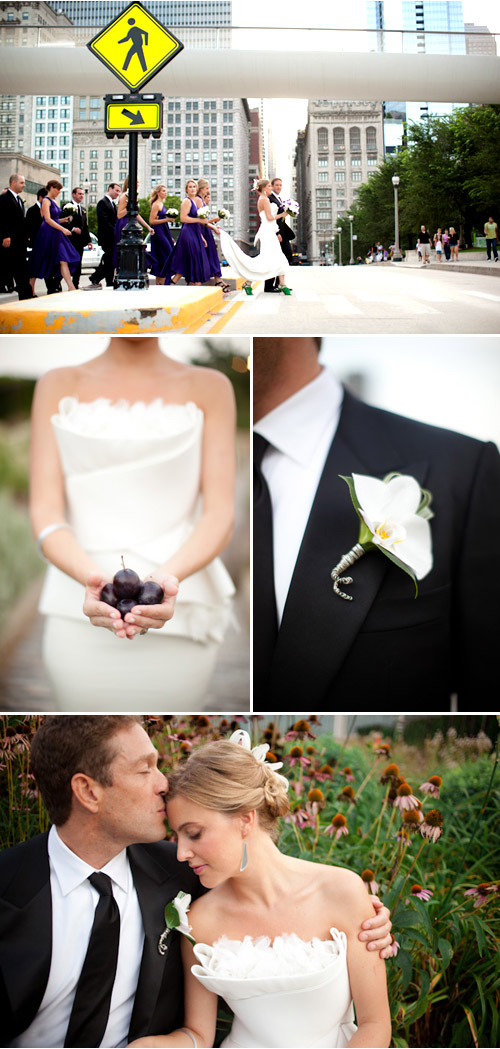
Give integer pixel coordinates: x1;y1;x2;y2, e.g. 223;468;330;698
161;199;211;284
29;199;80;279
149;205;175;277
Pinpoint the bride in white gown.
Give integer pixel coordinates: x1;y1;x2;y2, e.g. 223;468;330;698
29;336;237;710
129;735;392;1049
218;179;292;293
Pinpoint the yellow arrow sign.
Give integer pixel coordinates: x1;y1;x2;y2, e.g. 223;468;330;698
87;1;184;92
106;101;161;132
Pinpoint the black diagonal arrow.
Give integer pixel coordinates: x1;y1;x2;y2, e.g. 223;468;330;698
122;108;145;126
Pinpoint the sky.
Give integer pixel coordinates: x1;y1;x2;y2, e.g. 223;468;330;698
231;0;500;182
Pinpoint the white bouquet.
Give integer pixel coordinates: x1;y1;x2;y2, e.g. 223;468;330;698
166;208;179;217
197;206;210;219
61;201;78;214
282;198;300;217
218;207;232;220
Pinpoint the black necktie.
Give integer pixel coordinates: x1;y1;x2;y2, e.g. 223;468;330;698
16;195;24;215
64;872;120;1048
253;433;278;699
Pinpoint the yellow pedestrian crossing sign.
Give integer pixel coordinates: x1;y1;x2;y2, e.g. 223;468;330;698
87;1;184;92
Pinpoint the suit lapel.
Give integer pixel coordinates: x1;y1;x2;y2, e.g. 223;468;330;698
269;391;429;698
127;846;186;1041
1;833;53;1031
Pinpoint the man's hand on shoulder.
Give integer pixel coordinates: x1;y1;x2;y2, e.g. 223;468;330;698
358;894;393;960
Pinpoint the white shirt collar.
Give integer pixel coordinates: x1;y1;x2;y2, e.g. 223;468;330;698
48;824;129;897
255;367;344;467
105;194;117;203
9;187;21;200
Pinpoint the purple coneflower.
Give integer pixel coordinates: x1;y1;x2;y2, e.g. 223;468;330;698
464;882;498;908
387;936;400;957
410;883;433;902
337;785;356;804
324;813;349;840
420;808;444;842
420;775;442;799
380;762;400;784
342;766;355;782
393;782;420;811
374;742;391;757
361;868;379;894
287;745;311;768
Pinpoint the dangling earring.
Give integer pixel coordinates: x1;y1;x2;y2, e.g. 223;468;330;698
240;839;248;872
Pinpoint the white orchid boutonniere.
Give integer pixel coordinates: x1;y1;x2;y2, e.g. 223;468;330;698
158;891;196;956
331;472;434;600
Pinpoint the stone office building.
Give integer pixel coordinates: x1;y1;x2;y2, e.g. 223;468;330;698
297;100;384;264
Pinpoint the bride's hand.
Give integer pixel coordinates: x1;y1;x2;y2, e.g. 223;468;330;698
121;574;179;635
358;894;393;959
83;571;131;639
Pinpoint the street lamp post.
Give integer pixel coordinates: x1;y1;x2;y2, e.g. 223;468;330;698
337;225;342;266
391;175;403;261
348;214;354;264
82;179;90;211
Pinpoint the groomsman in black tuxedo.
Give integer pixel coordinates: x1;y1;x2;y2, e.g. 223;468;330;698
87;181;120;288
264;177;295;293
0;716;393;1047
66;185;92;290
253;337;500;708
0;173;32;299
25;188;62;294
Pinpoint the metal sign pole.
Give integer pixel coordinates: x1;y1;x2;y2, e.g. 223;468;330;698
114;119;148;289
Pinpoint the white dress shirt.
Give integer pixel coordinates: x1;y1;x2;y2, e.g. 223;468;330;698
12;826;144;1049
254;367;344;624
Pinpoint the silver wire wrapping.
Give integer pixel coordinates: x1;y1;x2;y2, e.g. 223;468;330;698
330;543;366;600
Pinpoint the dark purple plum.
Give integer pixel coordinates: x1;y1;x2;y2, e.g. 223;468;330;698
137;580;164;605
100;582;119;608
116;598;137;618
113;556;141;599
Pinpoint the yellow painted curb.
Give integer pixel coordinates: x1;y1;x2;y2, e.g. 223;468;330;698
0;285;223;334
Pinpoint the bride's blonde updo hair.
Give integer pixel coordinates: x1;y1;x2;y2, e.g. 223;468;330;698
167;741;289;842
256;178;270;193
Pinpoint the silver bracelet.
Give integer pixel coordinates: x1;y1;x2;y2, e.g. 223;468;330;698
179;1029;197;1048
37;521;73;559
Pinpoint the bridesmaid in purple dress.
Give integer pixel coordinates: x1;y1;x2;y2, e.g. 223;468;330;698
195;179;230;293
162;179;212;285
29;180;80;294
148;184;176;285
113;177;154;268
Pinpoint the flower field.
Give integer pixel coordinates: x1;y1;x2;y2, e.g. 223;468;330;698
1;714;498;1049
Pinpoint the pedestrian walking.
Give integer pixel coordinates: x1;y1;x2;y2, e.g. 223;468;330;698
65;186;92;289
433;229;443;262
484;216;498;262
448;227;459;261
442;229;451;261
417;225;431;265
28;180;80;294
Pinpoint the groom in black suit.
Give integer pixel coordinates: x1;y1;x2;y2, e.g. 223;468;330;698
264;177;295;293
253;337;500;708
0;716;202;1047
1;716;393;1047
88;181;120;288
67;185;92;289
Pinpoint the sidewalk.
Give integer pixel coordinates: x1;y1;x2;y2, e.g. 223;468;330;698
396;252;500;276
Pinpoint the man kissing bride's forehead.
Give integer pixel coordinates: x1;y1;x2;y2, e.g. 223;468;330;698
252;336;500;710
1;715;393;1049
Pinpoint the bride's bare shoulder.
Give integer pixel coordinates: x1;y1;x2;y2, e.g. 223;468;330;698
187;884;231;944
33;366;86;408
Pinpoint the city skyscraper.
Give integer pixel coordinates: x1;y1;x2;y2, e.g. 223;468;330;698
366;1;467;151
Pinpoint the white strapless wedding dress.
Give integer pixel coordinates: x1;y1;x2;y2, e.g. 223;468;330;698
192;928;357;1048
39;397;235;710
219;203;289;281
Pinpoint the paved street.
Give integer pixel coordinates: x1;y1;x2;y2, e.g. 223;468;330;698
194;261;500;336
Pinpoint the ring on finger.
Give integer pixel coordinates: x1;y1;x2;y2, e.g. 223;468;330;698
139;628;148;635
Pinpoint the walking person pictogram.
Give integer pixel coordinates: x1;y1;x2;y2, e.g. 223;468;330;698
118;18;148;72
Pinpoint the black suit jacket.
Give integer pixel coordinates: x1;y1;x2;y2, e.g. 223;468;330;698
96;195;117;251
268;192;295;243
25;203;43;248
0;832;204;1045
0;190;29;258
66;203;90;257
254;389;500;708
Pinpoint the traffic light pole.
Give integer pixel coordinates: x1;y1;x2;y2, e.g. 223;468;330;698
114;118;149;290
